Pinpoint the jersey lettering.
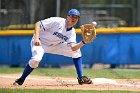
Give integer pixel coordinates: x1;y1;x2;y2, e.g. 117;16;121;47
53;32;68;41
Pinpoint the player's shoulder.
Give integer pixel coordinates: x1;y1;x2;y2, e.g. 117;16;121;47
49;17;65;22
50;17;65;20
71;27;76;33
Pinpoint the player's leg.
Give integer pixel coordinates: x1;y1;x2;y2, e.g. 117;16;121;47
46;43;92;85
13;63;34;85
13;43;44;85
73;57;92;85
73;57;83;78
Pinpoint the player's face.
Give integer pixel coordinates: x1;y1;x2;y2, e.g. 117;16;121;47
70;15;79;20
67;14;79;26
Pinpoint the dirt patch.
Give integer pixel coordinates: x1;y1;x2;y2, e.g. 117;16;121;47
0;74;140;91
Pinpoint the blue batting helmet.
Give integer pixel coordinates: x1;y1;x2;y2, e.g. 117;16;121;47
67;9;80;17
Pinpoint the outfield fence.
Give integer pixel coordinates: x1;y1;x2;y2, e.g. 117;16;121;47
0;27;140;67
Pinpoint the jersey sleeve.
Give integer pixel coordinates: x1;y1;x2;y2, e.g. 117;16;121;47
67;28;77;45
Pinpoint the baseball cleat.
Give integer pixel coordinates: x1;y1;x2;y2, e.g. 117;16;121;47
13;78;24;85
77;76;93;85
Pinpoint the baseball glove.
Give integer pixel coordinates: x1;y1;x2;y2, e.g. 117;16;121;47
81;23;96;44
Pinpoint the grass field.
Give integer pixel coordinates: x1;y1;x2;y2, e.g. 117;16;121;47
0;67;140;93
0;67;140;79
1;88;140;93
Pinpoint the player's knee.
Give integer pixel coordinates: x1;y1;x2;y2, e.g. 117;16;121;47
28;59;40;68
72;49;82;58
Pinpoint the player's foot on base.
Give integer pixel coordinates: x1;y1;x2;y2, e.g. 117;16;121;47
77;76;93;85
13;78;24;85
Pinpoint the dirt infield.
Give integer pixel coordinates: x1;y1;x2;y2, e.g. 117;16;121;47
0;74;140;91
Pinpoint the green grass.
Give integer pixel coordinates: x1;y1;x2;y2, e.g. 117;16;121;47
0;88;139;93
0;67;140;93
0;67;140;79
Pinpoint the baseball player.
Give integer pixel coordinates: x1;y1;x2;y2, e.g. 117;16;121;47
13;9;92;85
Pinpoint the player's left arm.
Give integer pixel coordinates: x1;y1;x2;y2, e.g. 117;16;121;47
68;28;85;51
70;41;85;51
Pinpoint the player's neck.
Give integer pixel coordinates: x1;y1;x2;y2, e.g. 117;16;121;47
66;20;73;29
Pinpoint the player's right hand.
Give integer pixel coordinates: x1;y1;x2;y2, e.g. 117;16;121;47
34;38;41;46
